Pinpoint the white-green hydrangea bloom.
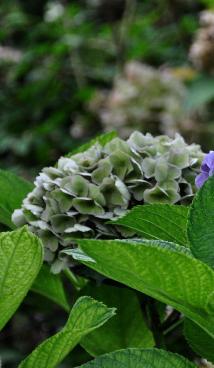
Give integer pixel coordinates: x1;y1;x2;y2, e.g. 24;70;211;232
88;62;188;139
12;132;204;273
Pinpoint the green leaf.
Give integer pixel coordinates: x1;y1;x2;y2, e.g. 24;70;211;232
19;296;115;368
0;226;43;330
186;76;214;110
184;319;214;363
0;169;33;229
67;131;117;156
187;175;214;268
31;264;69;312
79;348;196;368
77;238;214;339
80;283;154;356
111;204;188;246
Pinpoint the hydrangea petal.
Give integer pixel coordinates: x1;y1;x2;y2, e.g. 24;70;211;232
12;131;204;272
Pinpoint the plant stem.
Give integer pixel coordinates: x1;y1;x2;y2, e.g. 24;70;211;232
63;268;84;291
112;0;137;70
163;317;184;336
147;298;166;349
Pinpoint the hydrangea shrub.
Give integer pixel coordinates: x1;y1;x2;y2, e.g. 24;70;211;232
12;131;204;272
189;11;214;74
88;62;187;138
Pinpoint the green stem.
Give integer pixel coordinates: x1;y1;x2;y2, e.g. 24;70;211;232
163;317;184;336
112;0;137;70
63;268;84;291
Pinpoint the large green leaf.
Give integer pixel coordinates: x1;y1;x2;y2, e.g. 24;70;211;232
80;284;154;356
19;296;115;368
31;264;69;312
184;319;214;363
77;239;214;339
79;348;196;368
0;169;33;229
111;204;188;246
67;131;117;156
187;176;214;268
0;226;43;330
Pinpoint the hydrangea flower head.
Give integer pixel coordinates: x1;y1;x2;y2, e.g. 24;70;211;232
12;131;204;273
88;62;187;139
195;151;214;188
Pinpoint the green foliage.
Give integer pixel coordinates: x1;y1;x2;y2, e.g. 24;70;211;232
111;204;188;246
19;296;115;368
0;170;71;313
68;131;118;156
0;132;213;365
80;348;196;368
188;175;214;267
12;131;203;272
0;226;43;330
77;238;214;339
0;0;214;364
0;169;33;228
31;264;69;312
80;284;154;356
186;76;214;110
184;318;214;363
0;0;203;175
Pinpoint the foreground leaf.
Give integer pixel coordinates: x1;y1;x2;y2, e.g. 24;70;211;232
19;296;115;368
188;176;214;268
184;319;214;363
0;169;33;229
31;264;69;312
67;131;117;156
79;348;196;368
111;204;188;246
77;239;214;338
80;284;154;356
0;226;43;330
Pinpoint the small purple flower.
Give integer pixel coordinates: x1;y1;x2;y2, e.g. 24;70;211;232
195;151;214;188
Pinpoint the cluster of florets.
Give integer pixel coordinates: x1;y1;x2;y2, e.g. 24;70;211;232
12;132;204;272
88;61;187;138
189;11;214;74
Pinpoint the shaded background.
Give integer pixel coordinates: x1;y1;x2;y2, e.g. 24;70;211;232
1;0;214;179
1;0;214;366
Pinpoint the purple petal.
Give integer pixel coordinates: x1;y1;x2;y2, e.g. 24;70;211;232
195;172;209;188
201;163;210;173
202;151;214;170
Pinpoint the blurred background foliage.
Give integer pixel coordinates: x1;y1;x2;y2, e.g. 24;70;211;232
1;0;214;178
1;0;214;366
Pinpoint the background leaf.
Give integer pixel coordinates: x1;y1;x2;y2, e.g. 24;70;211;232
0;226;43;330
80;283;154;356
184;318;214;363
0;170;33;229
67;131;117;156
77;238;214;339
111;204;188;246
19;296;115;368
186;76;214;110
79;348;196;368
187;175;214;268
31;264;69;312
